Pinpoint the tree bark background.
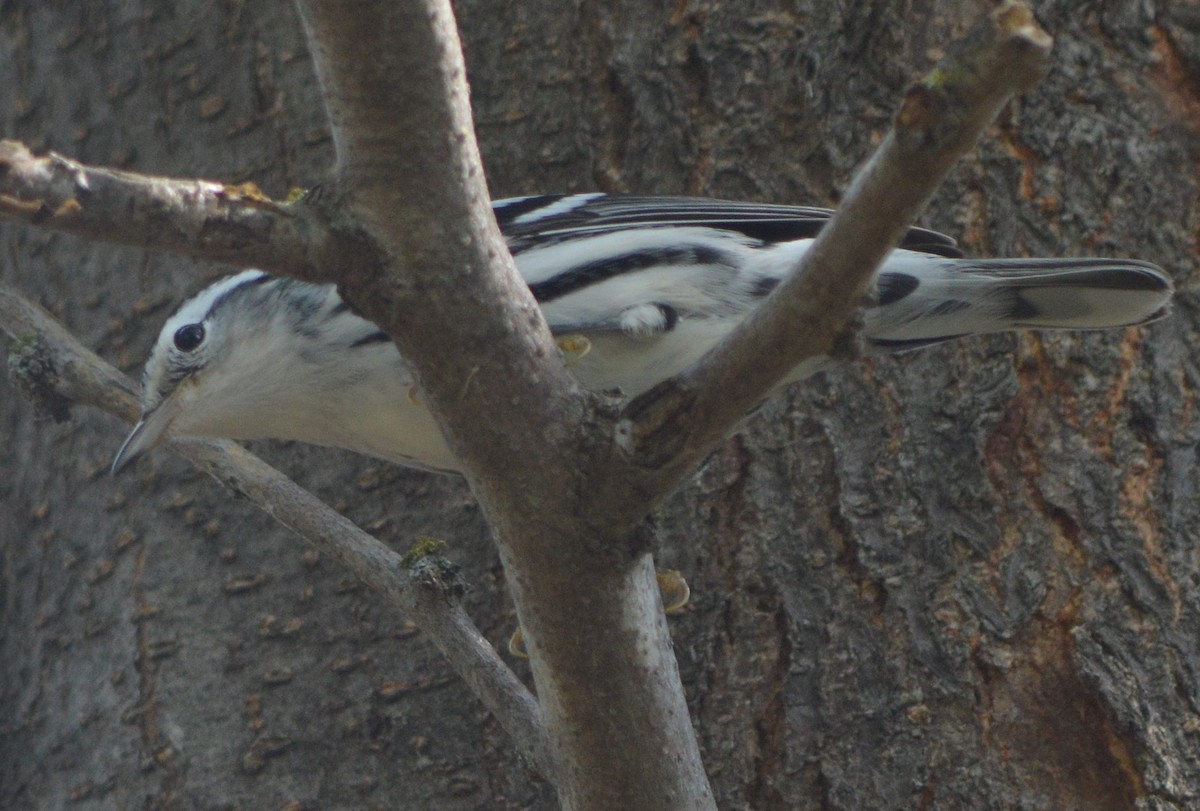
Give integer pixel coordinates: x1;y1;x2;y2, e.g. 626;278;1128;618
2;1;1197;809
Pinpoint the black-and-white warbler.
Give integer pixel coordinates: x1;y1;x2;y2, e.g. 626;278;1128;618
113;193;1173;474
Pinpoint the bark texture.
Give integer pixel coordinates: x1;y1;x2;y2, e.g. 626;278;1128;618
2;1;1197;809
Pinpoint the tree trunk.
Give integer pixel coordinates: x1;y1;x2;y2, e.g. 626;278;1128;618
2;1;1197;808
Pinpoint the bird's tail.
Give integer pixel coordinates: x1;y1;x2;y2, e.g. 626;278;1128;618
865;257;1173;351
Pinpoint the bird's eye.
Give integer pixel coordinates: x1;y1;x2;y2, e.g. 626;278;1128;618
173;323;206;352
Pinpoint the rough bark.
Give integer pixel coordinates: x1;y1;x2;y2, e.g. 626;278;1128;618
2;1;1197;810
0;4;1048;806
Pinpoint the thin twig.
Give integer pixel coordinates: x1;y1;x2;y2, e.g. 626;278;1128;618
0;281;554;779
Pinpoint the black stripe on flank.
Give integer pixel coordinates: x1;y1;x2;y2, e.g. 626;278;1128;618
876;272;920;306
203;272;272;320
350;331;392;348
529;245;733;303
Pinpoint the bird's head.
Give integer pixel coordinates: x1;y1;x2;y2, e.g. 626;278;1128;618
112;270;381;473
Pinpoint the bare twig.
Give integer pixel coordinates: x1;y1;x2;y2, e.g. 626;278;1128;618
0;140;371;281
0;281;554;779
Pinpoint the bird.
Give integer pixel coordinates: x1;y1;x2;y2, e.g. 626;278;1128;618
112;193;1173;475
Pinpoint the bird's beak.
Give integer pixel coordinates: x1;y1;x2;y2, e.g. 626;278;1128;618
111;400;177;475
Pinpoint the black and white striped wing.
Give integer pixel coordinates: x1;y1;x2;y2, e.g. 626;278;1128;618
494;193;963;259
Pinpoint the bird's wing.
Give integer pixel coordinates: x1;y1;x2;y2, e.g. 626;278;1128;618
493;193;963;259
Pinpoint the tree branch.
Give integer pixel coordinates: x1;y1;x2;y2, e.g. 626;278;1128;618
292;2;715;809
0;281;554;780
607;2;1053;512
0;3;1053;808
0;139;374;280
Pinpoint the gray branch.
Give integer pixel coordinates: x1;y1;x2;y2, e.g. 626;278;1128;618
0;139;371;280
293;1;713;808
0;282;554;780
